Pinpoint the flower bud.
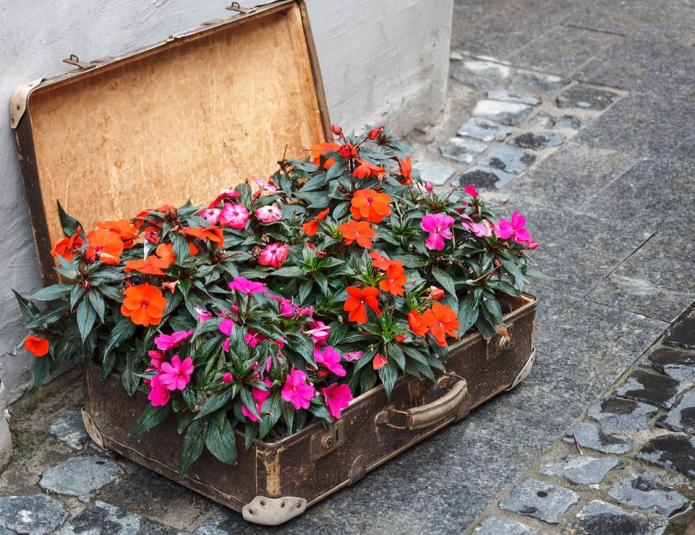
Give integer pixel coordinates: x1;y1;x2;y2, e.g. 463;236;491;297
143;230;160;245
428;286;445;300
367;127;383;140
331;124;342;135
222;372;234;383
425;181;433;192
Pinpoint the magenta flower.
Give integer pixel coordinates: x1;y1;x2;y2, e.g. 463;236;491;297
321;383;353;419
159;356;194;391
267;294;295;317
254;205;283;223
421;213;455;251
281;368;315;410
245;330;265;349
229;277;268;294
463;184;479;198
253;177;277;194
343;351;363;362
222;372;234;383
304;321;330;346
219;318;234;351
154;329;193;351
314;346;346;377
208;188;241;208
294;305;314;319
148;374;170;407
258;243;290;269
495;211;531;244
194;306;213;323
200;208;220;225
242;379;272;422
148;350;164;372
460;214;491;237
218;204;249;229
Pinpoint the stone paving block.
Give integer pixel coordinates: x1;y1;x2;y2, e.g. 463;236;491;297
499;478;579;524
49;409;88;450
457;117;512;142
456;166;515;190
0;494;68;535
665;317;695;350
656;390;695;435
563;423;631;455
55;500;188;535
538;455;619;485
451;60;511;88
39;455;124;503
478;147;537;175
615;370;690;410
472;100;533;126
487;90;542;106
101;468;218;532
557;85;622;111
637;434;695;478
608;471;691;518
508;132;566;150
507;70;570;94
473;515;541;534
439;138;487;164
529;112;585;130
647;347;695;382
587;397;658;431
412;162;457;186
572;500;667;535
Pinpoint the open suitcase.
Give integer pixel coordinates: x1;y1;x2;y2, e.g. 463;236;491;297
11;1;537;525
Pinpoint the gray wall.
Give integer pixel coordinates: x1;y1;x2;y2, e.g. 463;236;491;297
0;0;453;403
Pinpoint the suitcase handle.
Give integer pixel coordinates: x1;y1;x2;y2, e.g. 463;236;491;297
375;377;471;430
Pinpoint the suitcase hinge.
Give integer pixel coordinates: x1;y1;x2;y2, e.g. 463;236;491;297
486;324;514;361
226;2;257;14
63;55;96;71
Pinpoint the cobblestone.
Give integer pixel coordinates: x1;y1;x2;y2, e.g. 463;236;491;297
498;479;579;524
451;60;511;88
615;370;691;409
0;494;68;535
507;70;569;94
665;317;695;350
478;147;537;174
637;434;695;478
647;347;695;382
538;455;619;485
439;138;487;164
572;500;666;535
529;112;585;130
508;131;566;150
457;117;512;142
49;410;88;450
412;162;456;186
557;85;621;111
473;515;541;534
607;471;691;518
562;423;632;455
456;165;515;190
657;390;695;435
39;456;124;503
587;397;658;431
486;90;542;106
472;100;533;126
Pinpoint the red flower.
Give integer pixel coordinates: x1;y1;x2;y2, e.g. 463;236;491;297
310;142;340;168
428;286;445;300
350;189;392;224
331;124;343;136
379;264;407;296
352;159;386;180
50;227;84;262
422;303;460;346
372;353;388;370
337;220;375;248
300;208;330;236
343;286;381;324
85;229;124;265
367;127;383;140
397;156;413;185
339;143;358;159
25;335;49;357
121;283;167;326
408;310;429;337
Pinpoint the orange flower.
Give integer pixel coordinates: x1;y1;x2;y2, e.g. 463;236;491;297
96;219;139;249
125;256;172;276
183;226;224;247
156;243;175;264
379;264;407;296
50;226;84;262
337;220;375;248
310;142;340;168
25;335;49;357
369;251;403;271
121;283;167;326
350;189;392;224
352;158;386;180
408;310;429;337
372;353;388;370
86;229;124;265
422;303;460;346
397;156;413;185
300;208;330;236
343;286;381;324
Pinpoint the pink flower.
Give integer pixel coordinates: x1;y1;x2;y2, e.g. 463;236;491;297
195;306;213;323
159;355;194;391
154;330;193;351
463;184;479;198
495;211;531;244
148;350;164;372
219;318;234;351
255;205;282;223
281;368;315;410
343;351;363;362
460;214;491;237
253;178;277;194
209;188;241;208
295;305;314;319
267;294;295;317
259;243;290;269
229;277;268;294
242;379;272;422
304;321;330;346
148;374;170;406
222;372;234;383
425;181;433;192
321;383;353;419
421;213;455;251
218;204;249;229
245;330;265;349
314;346;346;377
200;208;221;225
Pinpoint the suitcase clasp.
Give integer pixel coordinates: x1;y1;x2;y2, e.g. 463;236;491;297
226;2;257;14
63;55;96;71
310;420;345;461
486;324;514;361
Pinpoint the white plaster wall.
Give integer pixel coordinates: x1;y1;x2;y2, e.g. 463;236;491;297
0;0;453;403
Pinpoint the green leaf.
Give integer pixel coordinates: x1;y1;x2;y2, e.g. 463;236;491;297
314;272;328;295
100;351;117;379
195;389;234;420
88;290;106;322
76;299;97;342
57;201;84;238
485;280;521;297
474;315;496;339
33;355;51;391
482;291;503;325
29;284;73;301
172;233;190;264
132;404;171;438
25;301;70;329
121;352;141;397
524;267;555;280
378;364;397;398
205;412;238;465
431;267;457;298
104;316;136;358
271;266;305;278
13;290;40;324
239;387;260;421
457;293;480;336
179;418;207;477
298;280;313;303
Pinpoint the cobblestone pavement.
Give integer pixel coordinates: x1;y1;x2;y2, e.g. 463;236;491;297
2;0;695;533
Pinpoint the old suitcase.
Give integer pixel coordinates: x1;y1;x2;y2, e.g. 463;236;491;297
11;0;538;525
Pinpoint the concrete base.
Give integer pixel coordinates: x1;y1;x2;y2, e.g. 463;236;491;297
0;383;12;471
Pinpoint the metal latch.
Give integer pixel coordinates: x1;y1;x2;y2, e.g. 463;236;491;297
310;421;345;461
63;55;96;71
487;324;514;361
226;2;257;14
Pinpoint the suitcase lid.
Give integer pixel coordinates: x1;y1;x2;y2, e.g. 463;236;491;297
11;0;330;285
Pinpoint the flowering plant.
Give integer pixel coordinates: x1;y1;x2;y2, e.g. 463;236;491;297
15;124;540;475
